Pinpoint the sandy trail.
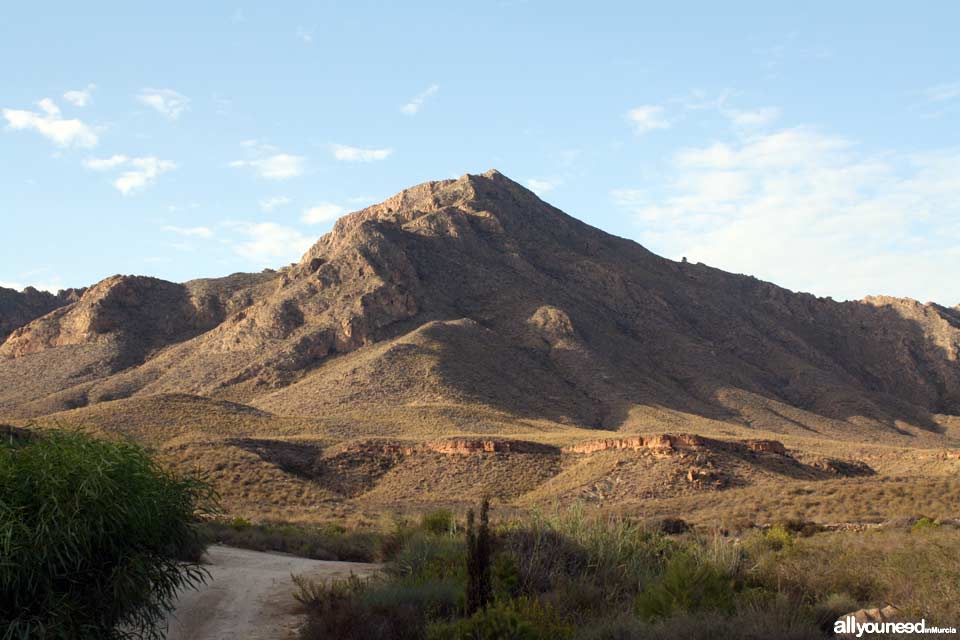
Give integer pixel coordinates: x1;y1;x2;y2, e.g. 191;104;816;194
165;545;379;640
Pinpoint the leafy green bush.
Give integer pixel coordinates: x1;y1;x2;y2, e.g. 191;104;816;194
0;429;215;640
635;552;737;621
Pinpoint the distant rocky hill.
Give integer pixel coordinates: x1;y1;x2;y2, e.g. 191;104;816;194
2;170;959;442
0;285;84;341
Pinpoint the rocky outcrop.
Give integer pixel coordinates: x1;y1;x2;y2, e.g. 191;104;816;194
0;276;222;360
561;434;788;457
0;285;83;342
326;437;561;458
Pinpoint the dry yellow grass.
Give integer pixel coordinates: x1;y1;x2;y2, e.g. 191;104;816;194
11;391;959;528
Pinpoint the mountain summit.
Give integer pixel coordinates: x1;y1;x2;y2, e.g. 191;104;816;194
2;170;959;443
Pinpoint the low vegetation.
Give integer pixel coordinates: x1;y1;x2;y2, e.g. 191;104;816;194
0;427;215;640
293;504;960;639
199;518;387;562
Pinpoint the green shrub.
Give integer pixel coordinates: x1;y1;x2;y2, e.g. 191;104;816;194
297;573;458;640
390;531;466;580
422;509;456;535
747;524;794;553
293;573;369;611
635;552;737;621
426;599;571;640
912;516;940;532
0;429;215;640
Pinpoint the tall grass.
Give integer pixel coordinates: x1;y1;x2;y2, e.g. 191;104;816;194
294;503;960;639
0;428;216;640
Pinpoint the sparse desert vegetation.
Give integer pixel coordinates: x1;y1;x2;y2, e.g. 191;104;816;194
292;504;960;639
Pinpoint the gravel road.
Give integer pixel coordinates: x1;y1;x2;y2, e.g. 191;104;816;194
164;545;379;640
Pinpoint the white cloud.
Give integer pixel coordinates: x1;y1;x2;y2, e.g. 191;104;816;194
301;202;346;224
162;225;213;238
613;125;960;303
259;195;292;212
2;98;98;148
84;154;129;170
525;178;562;195
725;107;780;128
137;88;190;120
627;105;670;134
296;26;314;43
230;153;305;179
924;82;960;102
401;84;439;115
83;154;175;194
331;144;393;162
231;222;314;263
112;157;177;195
63;84;96;107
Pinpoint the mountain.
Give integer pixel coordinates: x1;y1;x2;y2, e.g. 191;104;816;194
3;170;959;522
0;285;84;341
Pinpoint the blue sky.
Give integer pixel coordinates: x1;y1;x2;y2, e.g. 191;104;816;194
2;2;959;303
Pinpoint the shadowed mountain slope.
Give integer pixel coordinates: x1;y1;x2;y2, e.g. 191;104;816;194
2;170;959;444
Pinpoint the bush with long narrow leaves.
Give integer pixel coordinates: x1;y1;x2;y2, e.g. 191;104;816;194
0;428;216;639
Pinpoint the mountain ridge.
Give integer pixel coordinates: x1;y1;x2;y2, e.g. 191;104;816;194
2;170;958;445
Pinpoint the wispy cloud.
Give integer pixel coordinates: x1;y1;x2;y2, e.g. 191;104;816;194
230;154;305;179
2;98;98;148
84;154;128;170
525;178;562;195
401;84;439;115
626;105;670;134
724;107;780;128
259;195;292;212
296;26;314;44
137;88;190;120
63;84;96;107
231;141;306;179
162;225;213;238
301;202;346;224
229;222;314;263
85;155;176;194
331;144;392;162
612;123;960;303
924;82;960;103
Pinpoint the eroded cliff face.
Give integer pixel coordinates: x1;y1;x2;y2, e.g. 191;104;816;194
1;169;958;436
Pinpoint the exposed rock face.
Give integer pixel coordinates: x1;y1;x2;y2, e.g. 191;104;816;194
0;286;83;342
561;434;788;457
1;169;959;439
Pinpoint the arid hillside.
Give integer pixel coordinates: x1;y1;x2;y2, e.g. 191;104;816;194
3;170;959;523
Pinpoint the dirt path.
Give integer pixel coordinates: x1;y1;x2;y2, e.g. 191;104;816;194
165;545;379;640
